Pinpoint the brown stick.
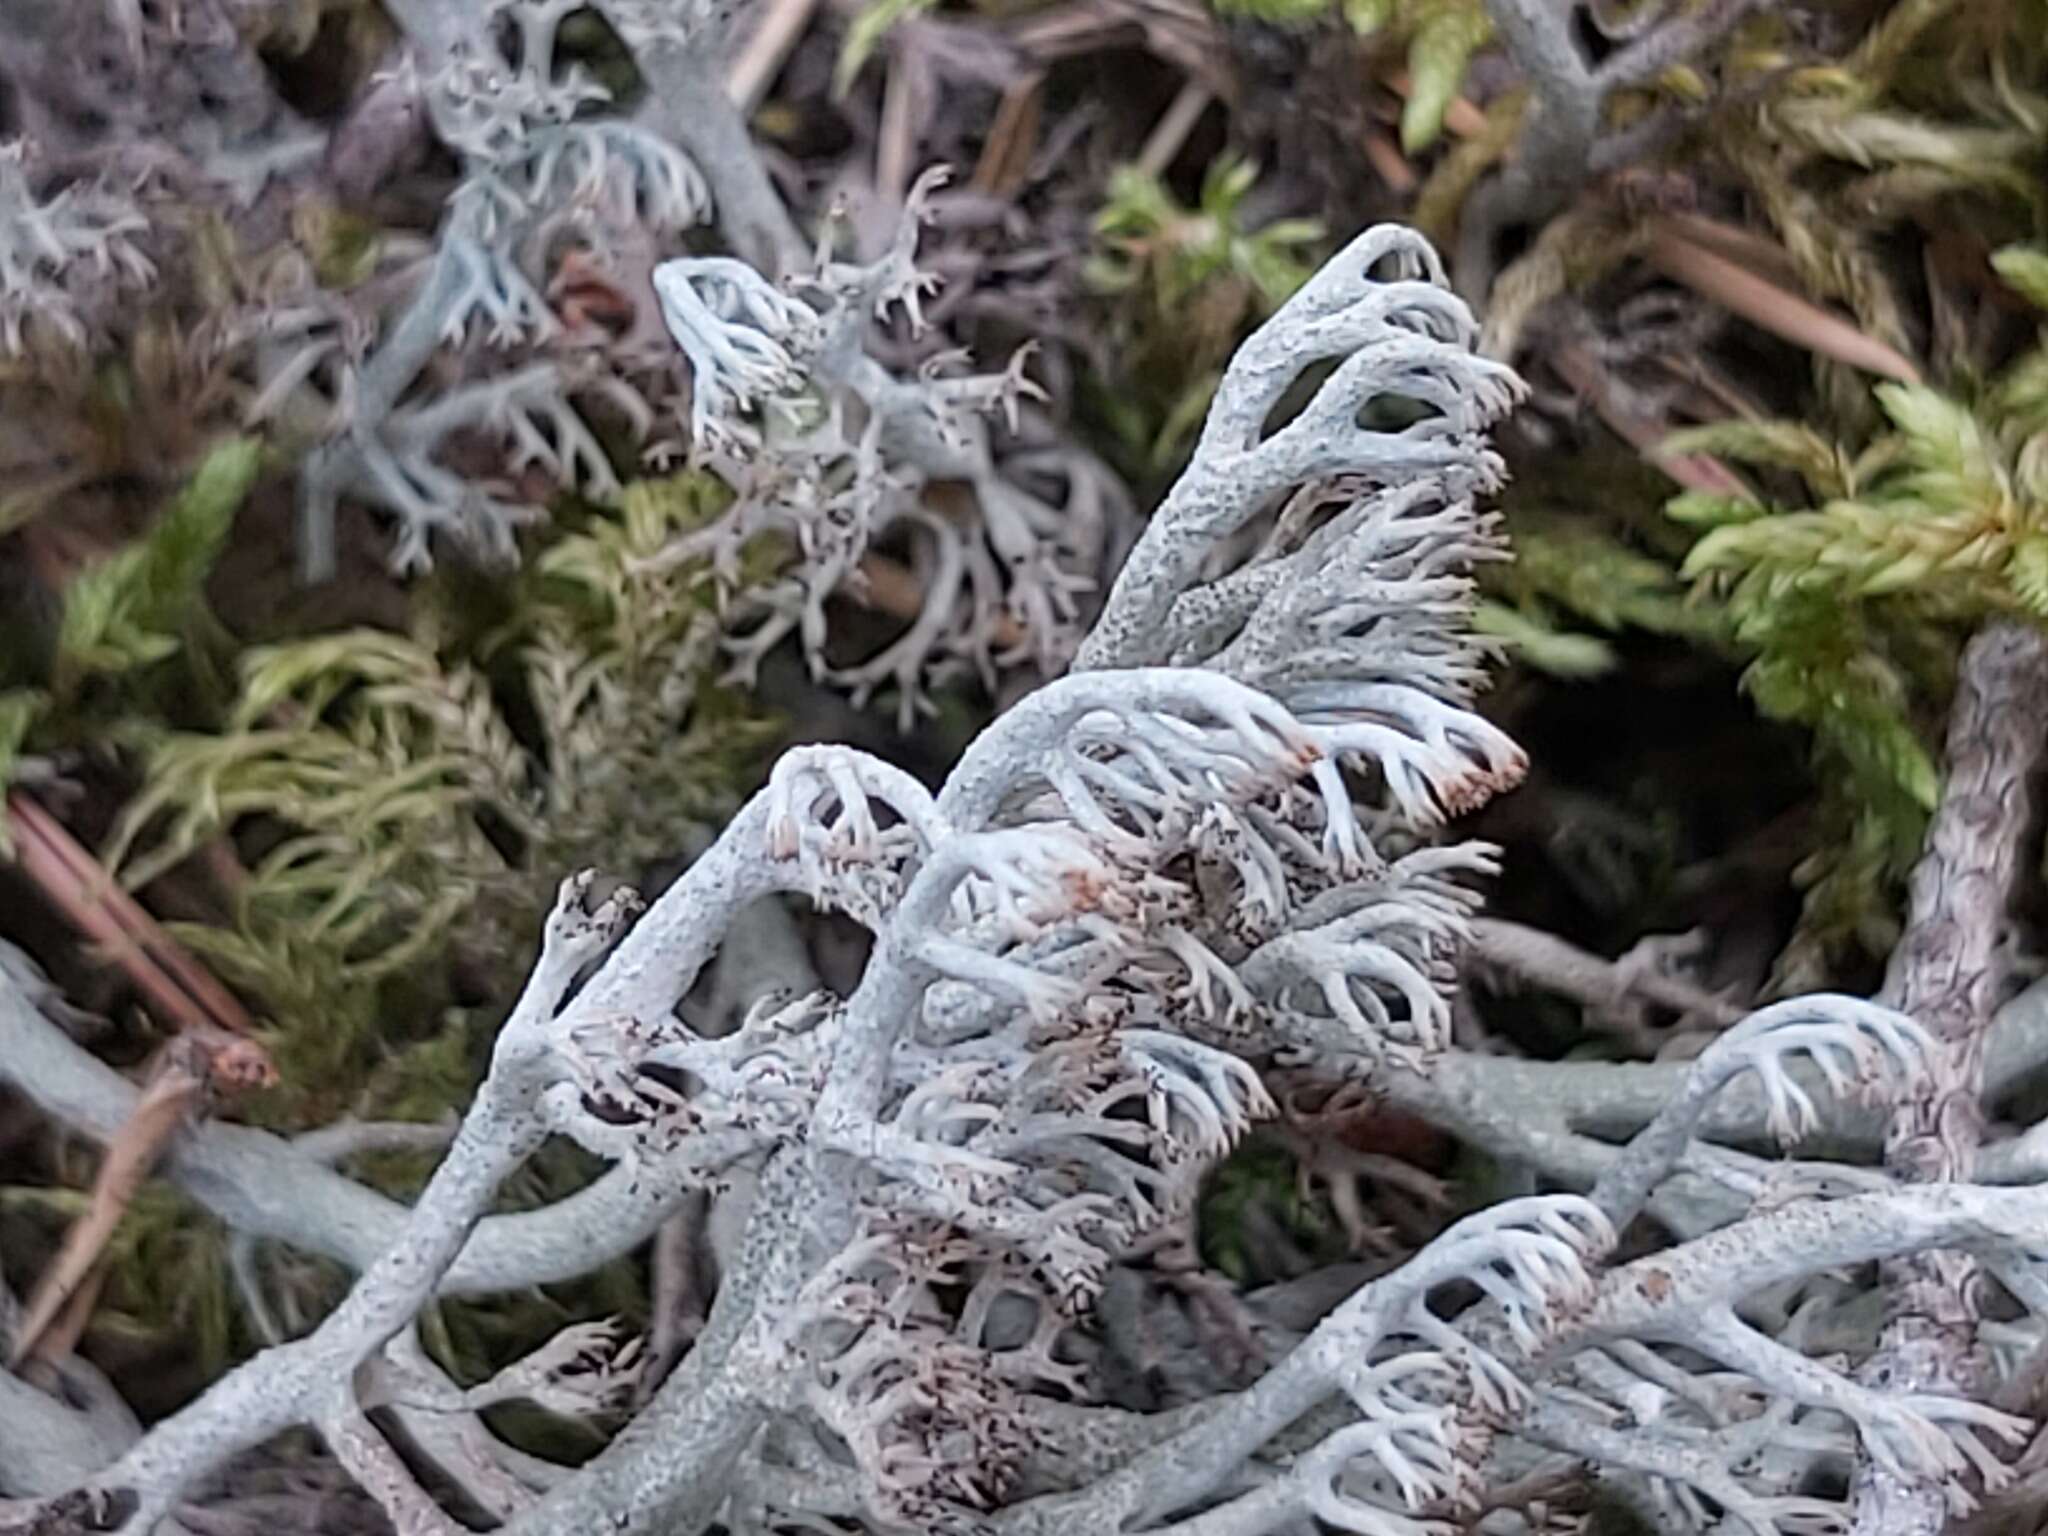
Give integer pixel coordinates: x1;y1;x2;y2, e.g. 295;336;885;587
725;0;818;115
5;793;258;1042
1647;212;1803;290
1547;342;1756;499
1643;222;1923;385
1468;918;1746;1039
1361;130;1420;196
1133;78;1211;181
971;71;1047;196
1384;71;1489;140
4;795;277;1370
9;1041;211;1371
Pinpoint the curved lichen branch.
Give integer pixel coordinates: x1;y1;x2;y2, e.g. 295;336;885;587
21;787;861;1530
1592;994;1938;1227
1078;222;1525;674
1002;1196;1613;1536
1669;1307;2024;1495
68;871;645;1529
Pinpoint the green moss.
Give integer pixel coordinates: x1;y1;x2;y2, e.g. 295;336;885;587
59;475;780;1351
1086;158;1323;484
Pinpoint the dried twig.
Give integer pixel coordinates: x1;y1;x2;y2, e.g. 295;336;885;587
876;58;921;208
1647;211;1804;291
3;793;277;1372
857;551;1028;651
971;72;1047;196
5;794;261;1048
1384;71;1489;140
1644;221;1923;384
1134;79;1212;181
1361;129;1419;195
1004;0;1224;91
1547;340;1756;498
8;1041;211;1372
727;0;819;115
1469;917;1747;1047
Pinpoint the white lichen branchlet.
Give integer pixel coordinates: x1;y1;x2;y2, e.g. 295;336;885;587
650;166;1122;724
296;2;712;581
0;140;156;354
